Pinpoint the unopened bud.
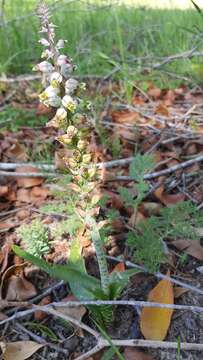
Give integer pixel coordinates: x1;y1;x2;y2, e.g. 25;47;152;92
82;154;91;164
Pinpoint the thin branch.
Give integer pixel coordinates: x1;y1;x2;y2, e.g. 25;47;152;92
107;256;203;296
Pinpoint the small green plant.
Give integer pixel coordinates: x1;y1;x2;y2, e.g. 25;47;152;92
17;219;50;258
118;154;203;272
119;153;155;208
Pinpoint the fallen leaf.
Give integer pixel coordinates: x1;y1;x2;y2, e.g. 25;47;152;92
172;239;203;261
140;272;174;340
174;287;189;298
123;348;154;360
0;186;8;197
30;186;49;201
1;264;37;301
34;295;52;321
16;188;31;203
154;184;185;206
6;141;27;161
148;86;161;100
155;104;169;117
59;294;87;322
111;262;125;272
0;341;43;360
16;166;43;188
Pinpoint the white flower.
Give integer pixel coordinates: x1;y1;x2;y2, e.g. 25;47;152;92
50;72;63;84
65;78;79;94
39;85;61;108
60;63;73;79
45;85;60;96
39;38;50;47
56;39;67;49
57;55;68;66
62;95;77;113
34;61;53;73
55;107;67;120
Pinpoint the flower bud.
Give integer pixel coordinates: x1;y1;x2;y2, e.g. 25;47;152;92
68;158;78;168
62;95;77;113
66;125;78;138
88;166;97;178
56;39;67;49
57;134;72;145
34;61;53;73
77;139;86;151
82;153;91;164
57;55;68;66
39;38;50;46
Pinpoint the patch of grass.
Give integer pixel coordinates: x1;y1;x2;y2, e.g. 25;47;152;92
0;105;47;130
1;1;203;86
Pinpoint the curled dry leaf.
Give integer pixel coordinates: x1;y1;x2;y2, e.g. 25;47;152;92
0;263;37;301
16;166;43;188
140;272;174;340
0;341;43;360
154;184;185;206
172;239;203;261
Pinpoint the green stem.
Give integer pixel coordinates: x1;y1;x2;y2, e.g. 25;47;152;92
86;215;110;295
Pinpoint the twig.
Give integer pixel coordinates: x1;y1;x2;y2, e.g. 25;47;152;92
0;170;58;177
106;256;203;296
2;154;203;181
0;162;55;171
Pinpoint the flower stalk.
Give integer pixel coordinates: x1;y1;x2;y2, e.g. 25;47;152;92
35;2;110;296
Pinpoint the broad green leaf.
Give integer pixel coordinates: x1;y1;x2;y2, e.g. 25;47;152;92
13;246;101;300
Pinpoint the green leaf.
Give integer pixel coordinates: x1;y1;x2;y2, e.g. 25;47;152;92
108;268;139;299
25;322;58;342
118;187;134;207
129;154;154;180
13;245;102;300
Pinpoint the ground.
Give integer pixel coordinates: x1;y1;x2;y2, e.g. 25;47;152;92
0;78;203;359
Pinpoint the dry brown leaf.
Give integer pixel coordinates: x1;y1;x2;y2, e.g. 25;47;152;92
155;104;169;116
0;221;15;230
154;185;185;206
111;262;125;273
6;142;27;161
59;294;87;321
1;264;37;301
30;186;49;201
34;295;52;321
16;188;31;203
16;166;43;188
148;86;161;100
0;341;43;360
140;272;174;340
123;347;154;360
0;186;8;197
172;239;203;261
174;287;189;298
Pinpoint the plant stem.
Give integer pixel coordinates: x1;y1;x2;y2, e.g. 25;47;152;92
86;215;110;295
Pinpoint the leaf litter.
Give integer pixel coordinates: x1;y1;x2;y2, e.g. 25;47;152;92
0;80;203;359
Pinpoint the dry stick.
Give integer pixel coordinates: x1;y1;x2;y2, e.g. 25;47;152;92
107;256;203;296
1;298;203;328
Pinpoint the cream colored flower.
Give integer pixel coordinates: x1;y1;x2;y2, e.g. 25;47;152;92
62;95;77;113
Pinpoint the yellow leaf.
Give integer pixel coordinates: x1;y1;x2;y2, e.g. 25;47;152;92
0;341;43;360
140;272;174;340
